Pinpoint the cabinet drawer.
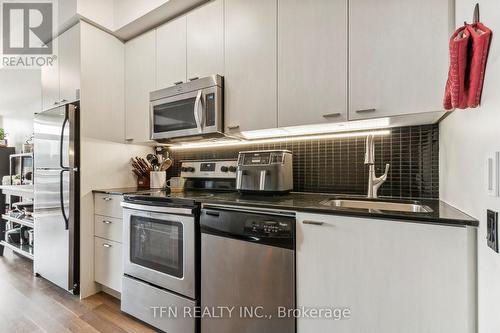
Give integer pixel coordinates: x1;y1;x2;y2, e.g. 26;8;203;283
94;193;123;218
94;215;123;243
95;237;123;292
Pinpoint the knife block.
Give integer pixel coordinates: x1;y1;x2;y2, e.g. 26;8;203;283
137;175;150;189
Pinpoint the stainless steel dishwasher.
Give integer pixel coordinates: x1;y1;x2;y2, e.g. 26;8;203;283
200;205;296;333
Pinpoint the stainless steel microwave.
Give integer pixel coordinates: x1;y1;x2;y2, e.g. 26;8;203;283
150;75;224;141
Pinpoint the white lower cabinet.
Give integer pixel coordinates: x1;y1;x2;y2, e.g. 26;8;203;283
93;193;124;293
296;212;476;333
94;236;123;293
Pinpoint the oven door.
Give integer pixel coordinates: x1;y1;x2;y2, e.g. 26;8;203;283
123;205;196;299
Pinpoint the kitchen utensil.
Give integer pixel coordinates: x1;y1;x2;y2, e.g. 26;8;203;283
147;154;159;170
160;159;173;171
150;171;167;189
160;151;173;171
166;177;185;193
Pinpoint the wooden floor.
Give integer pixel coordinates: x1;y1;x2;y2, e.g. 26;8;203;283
0;250;157;333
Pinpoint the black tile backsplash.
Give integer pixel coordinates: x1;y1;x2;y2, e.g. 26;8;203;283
166;124;439;199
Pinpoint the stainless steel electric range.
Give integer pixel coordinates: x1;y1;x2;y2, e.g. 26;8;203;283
120;160;237;333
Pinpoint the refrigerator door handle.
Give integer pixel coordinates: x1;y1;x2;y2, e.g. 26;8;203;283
60;169;69;230
60;107;69;169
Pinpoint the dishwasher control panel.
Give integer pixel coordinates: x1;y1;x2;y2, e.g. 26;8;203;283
245;219;292;238
200;207;295;249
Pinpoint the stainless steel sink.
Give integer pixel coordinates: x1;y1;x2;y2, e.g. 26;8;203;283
319;199;433;213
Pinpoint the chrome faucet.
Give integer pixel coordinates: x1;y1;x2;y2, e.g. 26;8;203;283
364;134;390;199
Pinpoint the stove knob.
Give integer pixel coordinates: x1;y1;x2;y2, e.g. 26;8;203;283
220;166;229;172
228;166;237;173
181;167;188;172
187;167;195;172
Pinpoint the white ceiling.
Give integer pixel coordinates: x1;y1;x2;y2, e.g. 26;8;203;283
0;68;41;117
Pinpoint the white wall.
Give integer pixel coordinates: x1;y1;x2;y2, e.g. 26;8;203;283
1;114;34;152
440;1;500;332
0;69;41;152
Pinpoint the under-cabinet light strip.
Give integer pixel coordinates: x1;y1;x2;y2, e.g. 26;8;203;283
169;129;391;150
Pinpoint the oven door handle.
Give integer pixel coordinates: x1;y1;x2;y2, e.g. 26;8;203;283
121;202;194;215
194;90;203;133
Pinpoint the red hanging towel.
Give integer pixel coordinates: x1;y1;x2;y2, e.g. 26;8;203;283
465;22;492;108
443;22;492;110
444;26;470;110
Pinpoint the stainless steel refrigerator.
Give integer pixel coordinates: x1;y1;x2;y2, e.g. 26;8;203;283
33;102;79;294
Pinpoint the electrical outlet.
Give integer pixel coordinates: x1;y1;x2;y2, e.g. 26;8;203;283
487;210;499;253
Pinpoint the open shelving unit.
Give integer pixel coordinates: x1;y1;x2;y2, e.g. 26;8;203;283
0;240;34;259
0;185;34;260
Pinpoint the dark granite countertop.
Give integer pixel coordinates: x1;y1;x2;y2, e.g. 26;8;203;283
93;187;156;195
93;188;478;227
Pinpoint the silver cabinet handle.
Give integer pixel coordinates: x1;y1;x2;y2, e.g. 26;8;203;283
60;99;68;103
303;220;324;226
189;77;199;81
102;220;113;224
355;108;376;114
102;197;112;201
103;243;112;248
227;125;240;130
323;113;341;118
174;81;183;85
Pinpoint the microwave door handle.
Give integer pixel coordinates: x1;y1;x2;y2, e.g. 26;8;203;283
194;90;203;133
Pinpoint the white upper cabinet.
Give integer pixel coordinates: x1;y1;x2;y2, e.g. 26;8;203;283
296;212;475;333
187;0;224;79
59;24;81;104
41;24;81;111
41;39;60;111
125;30;156;143
156;16;187;88
224;0;277;133
278;0;348;127
80;22;125;143
349;0;451;120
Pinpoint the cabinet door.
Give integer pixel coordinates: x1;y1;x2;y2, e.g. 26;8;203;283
80;21;125;143
41;38;59;111
224;0;277;133
349;0;451;120
296;213;474;333
94;237;123;292
278;0;347;127
156;16;187;88
125;30;156;143
59;24;81;103
187;0;224;80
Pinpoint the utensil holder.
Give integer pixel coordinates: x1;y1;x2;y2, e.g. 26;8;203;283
150;171;167;189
